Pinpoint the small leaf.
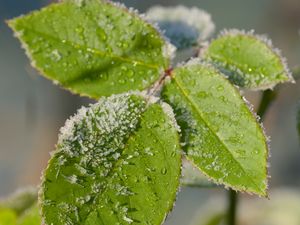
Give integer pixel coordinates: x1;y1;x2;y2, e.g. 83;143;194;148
203;29;294;89
146;5;215;50
40;93;181;225
0;209;17;225
17;205;40;225
8;0;171;98
162;60;268;196
0;187;37;216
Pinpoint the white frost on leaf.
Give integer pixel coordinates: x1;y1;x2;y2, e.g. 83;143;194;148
146;5;215;49
208;29;294;89
163;41;177;61
160;101;181;132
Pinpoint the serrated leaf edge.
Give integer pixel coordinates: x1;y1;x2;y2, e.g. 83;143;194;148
202;28;294;90
38;92;182;225
172;60;269;197
6;0;173;99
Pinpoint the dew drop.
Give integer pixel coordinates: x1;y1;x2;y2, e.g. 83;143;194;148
197;91;208;98
96;28;107;41
161;168;167;175
217;85;224;91
128;69;134;77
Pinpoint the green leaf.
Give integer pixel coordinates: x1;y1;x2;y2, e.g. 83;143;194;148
40;93;181;225
162;60;268;196
8;0;171;98
203;29;294;89
0;209;17;225
17;205;40;225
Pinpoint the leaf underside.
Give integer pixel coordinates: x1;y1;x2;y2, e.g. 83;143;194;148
203;30;293;89
8;0;169;98
162;62;268;196
40;93;181;225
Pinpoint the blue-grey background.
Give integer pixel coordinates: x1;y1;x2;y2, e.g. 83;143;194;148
1;0;300;224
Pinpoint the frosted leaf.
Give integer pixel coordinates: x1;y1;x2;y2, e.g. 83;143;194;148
40;93;181;225
146;5;215;49
162;62;268;196
8;0;171;98
203;29;294;89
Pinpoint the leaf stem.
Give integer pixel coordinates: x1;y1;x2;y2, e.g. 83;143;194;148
226;88;277;225
147;68;173;97
256;63;300;120
256;89;278;121
227;189;238;225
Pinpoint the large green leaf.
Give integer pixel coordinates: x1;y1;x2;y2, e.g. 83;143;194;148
203;29;294;89
162;61;268;196
8;0;171;98
40;93;181;225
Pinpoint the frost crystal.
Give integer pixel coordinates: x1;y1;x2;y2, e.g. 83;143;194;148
42;93;148;222
160;102;181;132
146;5;215;49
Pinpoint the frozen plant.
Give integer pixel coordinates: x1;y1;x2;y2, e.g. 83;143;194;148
1;0;298;225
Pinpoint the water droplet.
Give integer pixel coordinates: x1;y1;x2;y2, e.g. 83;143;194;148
197;91;208;98
99;73;108;81
118;79;125;84
128;70;134;77
161;168;167;175
217;85;224;91
96;28;107;41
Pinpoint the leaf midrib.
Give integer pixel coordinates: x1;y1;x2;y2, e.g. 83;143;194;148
18;24;161;70
85;106;179;224
208;53;286;80
173;74;263;193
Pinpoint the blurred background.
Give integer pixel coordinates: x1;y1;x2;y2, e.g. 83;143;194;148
1;0;300;224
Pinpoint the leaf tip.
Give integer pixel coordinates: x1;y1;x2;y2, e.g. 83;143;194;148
5;18;17;31
205;28;294;89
